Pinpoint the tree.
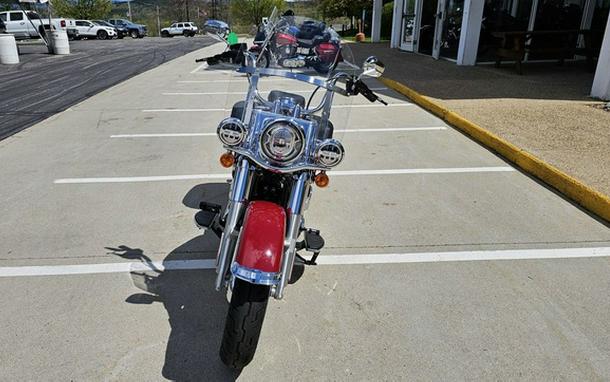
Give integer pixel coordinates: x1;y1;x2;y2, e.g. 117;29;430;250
51;0;112;19
229;0;283;27
319;0;371;20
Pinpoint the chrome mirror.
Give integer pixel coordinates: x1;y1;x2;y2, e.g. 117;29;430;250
361;56;385;78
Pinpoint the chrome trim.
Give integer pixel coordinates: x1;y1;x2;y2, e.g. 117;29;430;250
215;159;251;290
231;262;281;286
238;66;349;96
275;172;310;299
226;109;338;173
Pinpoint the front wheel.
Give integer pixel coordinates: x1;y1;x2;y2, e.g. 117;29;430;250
130;30;138;39
219;278;270;369
97;30;108;40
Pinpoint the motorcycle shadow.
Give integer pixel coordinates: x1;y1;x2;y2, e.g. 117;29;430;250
107;182;240;381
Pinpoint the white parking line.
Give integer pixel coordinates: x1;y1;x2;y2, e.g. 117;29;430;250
190;63;209;74
142;104;412;112
2;247;609;277
109;127;447;138
142;108;232;112
53;167;515;184
162;88;388;95
178;79;288;83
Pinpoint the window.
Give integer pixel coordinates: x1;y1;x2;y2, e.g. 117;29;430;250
10;12;24;21
0;14;7;22
171;23;176;28
76;21;86;26
477;0;534;61
177;23;183;28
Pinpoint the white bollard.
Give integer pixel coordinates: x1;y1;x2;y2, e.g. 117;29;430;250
51;30;70;55
0;34;20;64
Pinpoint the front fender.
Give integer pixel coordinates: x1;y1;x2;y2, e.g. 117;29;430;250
234;201;286;283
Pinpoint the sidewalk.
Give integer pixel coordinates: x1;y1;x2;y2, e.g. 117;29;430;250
351;43;610;197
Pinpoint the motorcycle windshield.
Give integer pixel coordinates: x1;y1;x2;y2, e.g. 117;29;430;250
257;11;359;79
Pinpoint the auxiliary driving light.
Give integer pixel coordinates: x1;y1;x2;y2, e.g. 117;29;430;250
217;117;246;146
315;139;344;167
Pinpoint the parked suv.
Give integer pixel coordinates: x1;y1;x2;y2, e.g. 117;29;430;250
93;19;124;39
74;19;117;39
161;22;198;37
107;19;146;38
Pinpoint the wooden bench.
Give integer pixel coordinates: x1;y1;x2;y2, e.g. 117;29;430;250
492;30;595;74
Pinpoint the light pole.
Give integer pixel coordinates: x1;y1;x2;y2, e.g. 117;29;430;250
127;0;132;21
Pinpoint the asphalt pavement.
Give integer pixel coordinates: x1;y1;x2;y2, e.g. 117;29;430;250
1;43;610;381
0;36;214;141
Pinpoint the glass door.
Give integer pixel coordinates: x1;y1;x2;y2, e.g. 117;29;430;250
438;0;465;60
400;0;422;51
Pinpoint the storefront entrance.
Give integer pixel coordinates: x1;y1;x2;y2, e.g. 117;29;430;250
399;0;465;60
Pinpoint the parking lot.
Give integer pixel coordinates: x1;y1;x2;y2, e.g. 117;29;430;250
1;42;610;380
0;36;214;140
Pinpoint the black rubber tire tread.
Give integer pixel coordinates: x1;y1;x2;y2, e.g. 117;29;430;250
219;278;270;369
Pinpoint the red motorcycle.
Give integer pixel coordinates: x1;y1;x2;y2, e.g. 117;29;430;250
194;30;386;368
250;10;342;74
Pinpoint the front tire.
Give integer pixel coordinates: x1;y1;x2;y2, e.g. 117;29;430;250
161;30;169;38
219;278;270;369
130;30;138;39
97;30;108;40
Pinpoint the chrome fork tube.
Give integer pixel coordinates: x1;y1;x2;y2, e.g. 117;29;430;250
275;172;310;299
215;158;251;290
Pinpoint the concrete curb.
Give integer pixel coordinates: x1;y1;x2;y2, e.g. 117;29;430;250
380;77;610;223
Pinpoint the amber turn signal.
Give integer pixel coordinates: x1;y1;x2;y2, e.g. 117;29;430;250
314;172;329;188
219;152;235;168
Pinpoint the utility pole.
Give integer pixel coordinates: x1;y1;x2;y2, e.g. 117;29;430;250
185;0;190;21
127;0;132;21
156;5;160;36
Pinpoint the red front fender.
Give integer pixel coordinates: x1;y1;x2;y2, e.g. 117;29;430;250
235;201;286;273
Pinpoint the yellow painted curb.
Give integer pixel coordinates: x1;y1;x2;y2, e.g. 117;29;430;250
381;77;610;223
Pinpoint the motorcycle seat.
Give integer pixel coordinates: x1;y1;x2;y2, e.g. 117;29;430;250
297;38;314;48
298;33;331;48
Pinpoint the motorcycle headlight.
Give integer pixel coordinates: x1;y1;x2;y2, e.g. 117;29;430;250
315;139;344;167
260;120;304;164
217;117;246;146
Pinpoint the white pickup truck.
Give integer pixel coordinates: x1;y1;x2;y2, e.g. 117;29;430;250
0;10;75;39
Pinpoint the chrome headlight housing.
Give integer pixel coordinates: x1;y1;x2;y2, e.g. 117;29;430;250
217;117;246;146
259;120;304;164
315;139;344;167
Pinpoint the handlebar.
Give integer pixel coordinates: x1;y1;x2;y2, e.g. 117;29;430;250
347;79;388;105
